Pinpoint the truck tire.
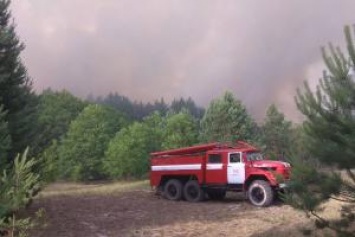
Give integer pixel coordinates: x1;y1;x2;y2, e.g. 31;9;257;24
164;179;183;201
207;190;226;200
247;180;274;207
183;180;204;202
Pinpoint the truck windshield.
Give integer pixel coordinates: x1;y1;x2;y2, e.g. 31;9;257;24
246;152;264;161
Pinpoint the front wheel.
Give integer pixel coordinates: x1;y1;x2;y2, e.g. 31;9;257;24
247;180;274;207
183;180;204;202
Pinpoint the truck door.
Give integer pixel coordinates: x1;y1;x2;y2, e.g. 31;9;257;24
205;153;227;184
227;153;245;184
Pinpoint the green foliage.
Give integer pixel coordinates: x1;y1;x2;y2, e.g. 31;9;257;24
170;97;205;119
296;26;355;169
58;104;126;181
104;113;163;179
162;111;199;149
296;26;355;170
284;161;341;211
94;93;204;121
0;149;40;216
0;105;10;169
93;93;168;120
200;91;254;142
287;25;355;236
40;140;60;182
0;0;37;162
288;125;315;164
33;89;87;156
261;104;292;159
143;112;165;149
0;148;41;236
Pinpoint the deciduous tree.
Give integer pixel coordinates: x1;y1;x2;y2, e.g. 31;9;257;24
33;89;87;155
162;111;198;149
58;104;126;180
103;113;163;179
200;91;254;142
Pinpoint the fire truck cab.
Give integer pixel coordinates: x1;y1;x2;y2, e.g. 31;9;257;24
150;141;291;207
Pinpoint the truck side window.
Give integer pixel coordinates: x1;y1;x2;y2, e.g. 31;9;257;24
208;154;222;163
229;153;240;163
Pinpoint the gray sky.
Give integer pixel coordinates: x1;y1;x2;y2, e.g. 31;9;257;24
11;0;355;121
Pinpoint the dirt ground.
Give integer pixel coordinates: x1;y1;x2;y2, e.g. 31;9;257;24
27;182;327;237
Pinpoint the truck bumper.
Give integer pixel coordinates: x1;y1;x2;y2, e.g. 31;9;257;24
279;183;288;189
278;180;291;190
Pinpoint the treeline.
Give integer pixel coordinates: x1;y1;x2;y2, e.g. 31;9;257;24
0;0;297;183
38;90;207;181
32;89;295;181
89;93;205;120
0;0;298;183
2;51;298;182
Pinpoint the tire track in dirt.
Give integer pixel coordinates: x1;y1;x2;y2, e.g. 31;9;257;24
28;190;305;237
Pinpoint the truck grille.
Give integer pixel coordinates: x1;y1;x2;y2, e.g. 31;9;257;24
283;168;290;179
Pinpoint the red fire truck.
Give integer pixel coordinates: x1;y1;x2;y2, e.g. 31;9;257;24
150;141;291;207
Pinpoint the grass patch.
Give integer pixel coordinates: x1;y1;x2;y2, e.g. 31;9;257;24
38;180;150;198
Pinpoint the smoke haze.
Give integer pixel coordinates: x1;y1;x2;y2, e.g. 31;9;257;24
10;0;355;121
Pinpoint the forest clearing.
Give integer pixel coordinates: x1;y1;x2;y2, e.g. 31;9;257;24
1;0;355;236
28;181;341;237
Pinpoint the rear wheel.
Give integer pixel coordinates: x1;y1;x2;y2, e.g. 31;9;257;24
164;179;183;201
183;180;204;202
247;180;274;207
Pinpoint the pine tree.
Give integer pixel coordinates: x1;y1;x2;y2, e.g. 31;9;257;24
170;97;205;119
0;0;36;162
262;104;292;160
285;25;355;236
0;149;41;236
0;105;10;169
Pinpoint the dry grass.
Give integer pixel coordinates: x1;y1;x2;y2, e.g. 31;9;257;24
38;180;149;198
126;194;348;237
129;204;310;237
32;181;350;237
